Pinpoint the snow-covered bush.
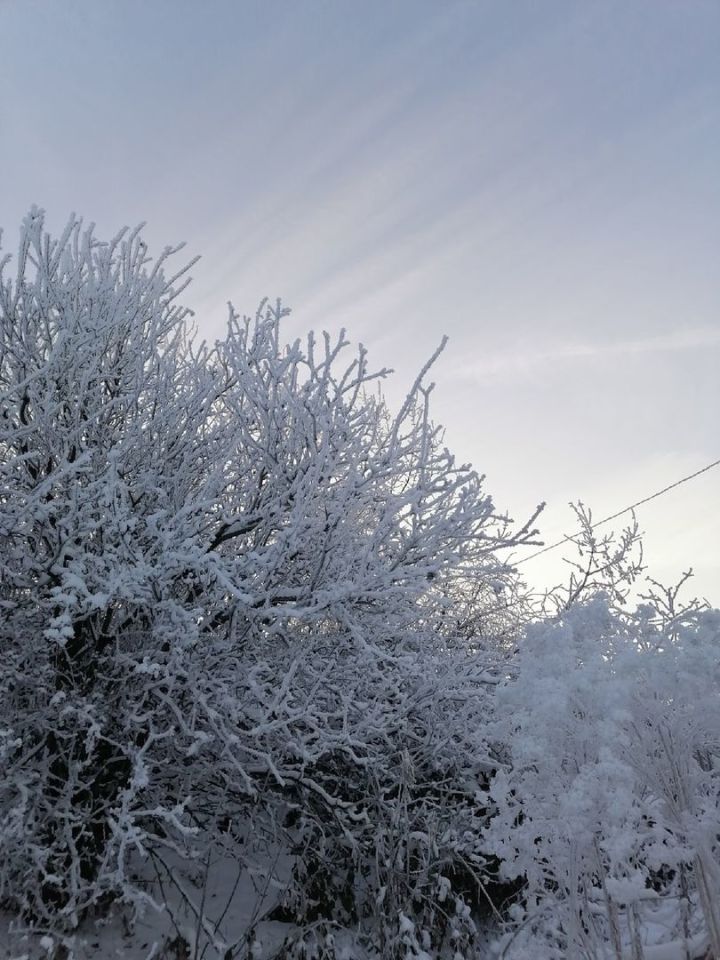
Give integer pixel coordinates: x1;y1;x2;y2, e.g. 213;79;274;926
263;641;507;959
0;210;538;945
488;593;720;960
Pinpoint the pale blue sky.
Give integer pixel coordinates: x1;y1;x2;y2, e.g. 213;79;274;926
1;0;718;600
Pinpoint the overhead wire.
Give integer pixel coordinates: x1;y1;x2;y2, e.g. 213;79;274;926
515;456;720;566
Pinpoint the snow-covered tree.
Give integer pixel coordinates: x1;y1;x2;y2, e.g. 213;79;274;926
488;588;720;960
0;210;538;947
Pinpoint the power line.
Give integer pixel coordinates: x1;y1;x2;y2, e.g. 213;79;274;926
516;456;720;566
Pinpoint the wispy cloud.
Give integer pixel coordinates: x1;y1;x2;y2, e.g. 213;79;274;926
456;327;720;380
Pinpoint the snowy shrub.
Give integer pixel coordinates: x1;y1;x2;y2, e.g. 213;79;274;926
0;210;538;944
264;643;506;959
488;593;720;960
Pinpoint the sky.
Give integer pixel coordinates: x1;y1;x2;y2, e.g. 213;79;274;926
1;0;718;602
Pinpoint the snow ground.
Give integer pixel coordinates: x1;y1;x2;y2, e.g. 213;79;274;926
0;839;296;960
